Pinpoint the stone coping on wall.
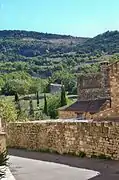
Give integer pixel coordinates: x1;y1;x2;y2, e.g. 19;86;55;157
9;119;94;124
8;119;119;125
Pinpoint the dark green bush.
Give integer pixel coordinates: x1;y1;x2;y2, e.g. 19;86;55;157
0;150;9;178
0;150;8;166
78;151;86;158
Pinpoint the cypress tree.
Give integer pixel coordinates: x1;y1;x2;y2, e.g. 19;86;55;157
15;92;19;102
29;99;34;117
43;94;48;115
61;85;67;107
36;91;39;107
16;100;22;119
14;93;21;119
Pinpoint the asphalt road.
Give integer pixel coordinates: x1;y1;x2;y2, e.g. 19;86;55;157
8;149;119;180
9;156;99;180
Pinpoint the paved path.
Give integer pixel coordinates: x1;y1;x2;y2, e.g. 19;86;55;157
1;167;16;180
8;149;119;180
9;156;99;180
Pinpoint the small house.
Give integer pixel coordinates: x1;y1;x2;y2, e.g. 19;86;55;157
58;61;111;120
50;83;62;94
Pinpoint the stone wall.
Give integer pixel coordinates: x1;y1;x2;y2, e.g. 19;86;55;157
7;121;119;160
109;62;119;107
77;62;110;100
93;61;119;120
58;111;77;119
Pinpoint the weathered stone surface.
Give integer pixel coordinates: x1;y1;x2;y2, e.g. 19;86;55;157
77;62;110;101
59;62;111;119
7;121;119;160
58;111;77;119
94;61;119;120
0;132;6;153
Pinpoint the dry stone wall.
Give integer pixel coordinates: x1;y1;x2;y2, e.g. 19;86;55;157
7;121;119;160
94;62;119;120
58;111;77;119
109;62;119;108
77;73;110;100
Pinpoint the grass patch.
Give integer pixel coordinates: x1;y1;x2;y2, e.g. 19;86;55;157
78;151;86;158
98;154;111;160
38;148;59;154
91;152;112;160
63;151;86;158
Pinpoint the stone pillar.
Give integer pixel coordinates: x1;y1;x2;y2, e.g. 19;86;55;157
100;61;109;88
109;62;119;108
100;61;110;98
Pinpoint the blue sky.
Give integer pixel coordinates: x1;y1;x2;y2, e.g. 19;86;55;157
0;0;119;37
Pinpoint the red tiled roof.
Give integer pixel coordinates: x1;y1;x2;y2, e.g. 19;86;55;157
59;99;110;113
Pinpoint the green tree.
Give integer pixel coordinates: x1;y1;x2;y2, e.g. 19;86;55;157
0;77;5;91
47;94;61;119
14;93;22;119
51;71;76;93
15;92;19;102
61;85;67;107
29;78;48;94
29;80;39;94
2;80;30;95
43;94;48;115
29;99;34;117
16;100;22;119
45;78;51;93
36;91;39;107
0;99;17;122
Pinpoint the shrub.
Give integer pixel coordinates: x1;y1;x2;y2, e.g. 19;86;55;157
0;150;8;166
47;94;61;119
78;151;86;158
34;111;50;120
91;152;112;160
43;94;48;115
61;85;67;107
0;150;9;178
0;99;17;122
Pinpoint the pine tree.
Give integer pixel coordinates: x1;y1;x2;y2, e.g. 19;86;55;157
61;85;67;107
43;94;48;115
14;93;21;119
36;91;39;107
29;99;34;117
15;92;19;102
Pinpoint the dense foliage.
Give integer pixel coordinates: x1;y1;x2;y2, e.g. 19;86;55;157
0;30;119;60
61;85;67;107
0;30;117;80
0;30;113;92
0;71;47;95
47;94;61;119
76;31;119;54
43;94;48;115
0;30;119;121
0;30;87;58
0;98;17;122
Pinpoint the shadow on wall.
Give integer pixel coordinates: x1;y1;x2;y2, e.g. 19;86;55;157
9;148;119;180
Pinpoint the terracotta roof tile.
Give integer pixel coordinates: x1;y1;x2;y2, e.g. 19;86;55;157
59;98;110;113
